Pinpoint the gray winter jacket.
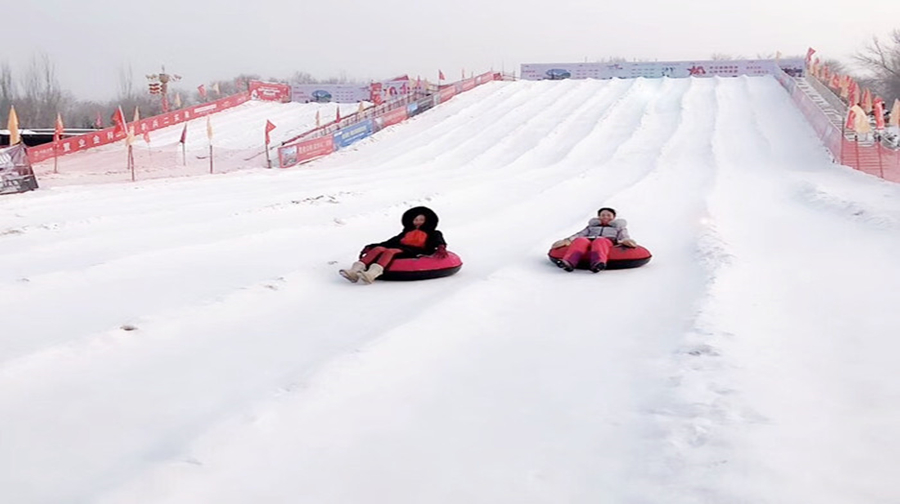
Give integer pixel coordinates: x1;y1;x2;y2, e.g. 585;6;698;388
568;218;631;243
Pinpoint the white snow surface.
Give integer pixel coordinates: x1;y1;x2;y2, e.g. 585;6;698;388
2;76;900;504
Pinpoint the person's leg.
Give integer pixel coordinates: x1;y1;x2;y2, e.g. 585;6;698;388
341;247;387;282
360;248;403;284
589;238;613;271
375;248;403;268
561;237;591;270
359;246;387;266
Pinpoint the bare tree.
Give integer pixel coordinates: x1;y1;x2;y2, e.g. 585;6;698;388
17;52;69;127
854;30;900;101
118;63;135;102
0;61;15;126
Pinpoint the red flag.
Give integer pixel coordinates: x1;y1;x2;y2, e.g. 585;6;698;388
198;84;207;99
848;82;859;106
806;47;816;64
179;124;187;144
845;107;856;130
95;111;103;129
111;106;127;136
265;120;276;145
874;97;886;129
54;113;64;142
439;69;445;81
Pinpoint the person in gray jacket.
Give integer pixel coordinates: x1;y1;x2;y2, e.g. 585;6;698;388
551;207;638;272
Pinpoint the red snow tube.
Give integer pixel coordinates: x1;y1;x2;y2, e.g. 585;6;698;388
372;252;463;281
548;243;652;270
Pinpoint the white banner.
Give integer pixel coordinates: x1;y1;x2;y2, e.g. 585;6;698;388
521;58;805;81
291;84;370;104
291;78;415;104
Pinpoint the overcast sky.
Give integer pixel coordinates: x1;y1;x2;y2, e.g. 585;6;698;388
6;0;900;100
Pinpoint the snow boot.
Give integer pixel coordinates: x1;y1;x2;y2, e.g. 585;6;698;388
589;262;607;273
358;263;384;284
339;261;366;283
555;259;575;272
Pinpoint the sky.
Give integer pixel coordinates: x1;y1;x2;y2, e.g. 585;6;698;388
5;0;900;101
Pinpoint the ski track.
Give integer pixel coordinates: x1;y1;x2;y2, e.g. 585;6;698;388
1;77;899;504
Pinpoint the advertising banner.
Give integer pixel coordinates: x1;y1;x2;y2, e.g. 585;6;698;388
249;80;291;102
475;71;496;85
292;84;369;104
375;107;408;130
521;59;805;81
437;85;456;104
279;135;335;168
0;144;39;195
333;119;374;148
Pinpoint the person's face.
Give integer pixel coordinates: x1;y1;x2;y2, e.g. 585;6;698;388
598;210;615;225
413;214;426;228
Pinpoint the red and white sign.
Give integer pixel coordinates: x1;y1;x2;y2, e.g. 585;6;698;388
438;86;457;104
278;135;335;168
249;80;291;103
376;107;408;130
460;78;477;92
474;71;496;85
27;92;251;164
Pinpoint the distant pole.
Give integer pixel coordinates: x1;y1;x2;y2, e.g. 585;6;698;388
182;142;186;166
209;144;214;174
53;143;59;174
265;145;272;169
128;144;135;182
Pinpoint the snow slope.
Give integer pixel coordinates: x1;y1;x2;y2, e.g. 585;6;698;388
2;76;900;504
29;100;363;186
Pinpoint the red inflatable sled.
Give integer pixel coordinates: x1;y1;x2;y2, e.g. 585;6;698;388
359;250;463;281
548;244;652;270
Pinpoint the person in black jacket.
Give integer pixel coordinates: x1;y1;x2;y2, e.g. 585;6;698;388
340;206;448;284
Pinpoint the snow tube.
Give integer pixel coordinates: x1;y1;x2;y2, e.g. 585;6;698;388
377;252;463;281
548;243;652;270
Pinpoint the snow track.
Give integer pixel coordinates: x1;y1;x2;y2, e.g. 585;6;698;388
2;76;899;504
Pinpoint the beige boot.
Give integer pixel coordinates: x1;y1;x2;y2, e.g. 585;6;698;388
357;263;384;284
339;261;366;283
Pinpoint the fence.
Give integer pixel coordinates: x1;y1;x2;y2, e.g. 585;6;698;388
772;65;900;183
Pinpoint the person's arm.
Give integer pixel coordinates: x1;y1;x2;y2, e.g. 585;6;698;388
430;231;448;257
617;227;637;247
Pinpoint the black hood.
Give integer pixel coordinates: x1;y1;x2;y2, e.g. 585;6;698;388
401;206;439;231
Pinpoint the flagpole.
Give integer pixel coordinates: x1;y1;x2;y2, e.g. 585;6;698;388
128;144;135;182
53;143;59;174
265;145;271;169
209;144;214;174
182;142;186;166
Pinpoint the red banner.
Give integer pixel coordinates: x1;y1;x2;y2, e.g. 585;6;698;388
370;82;384;105
460;78;477;92
27;92;252;164
474;71;495;85
438;86;456;104
278;135;335;168
249;80;291;103
377;107;408;130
